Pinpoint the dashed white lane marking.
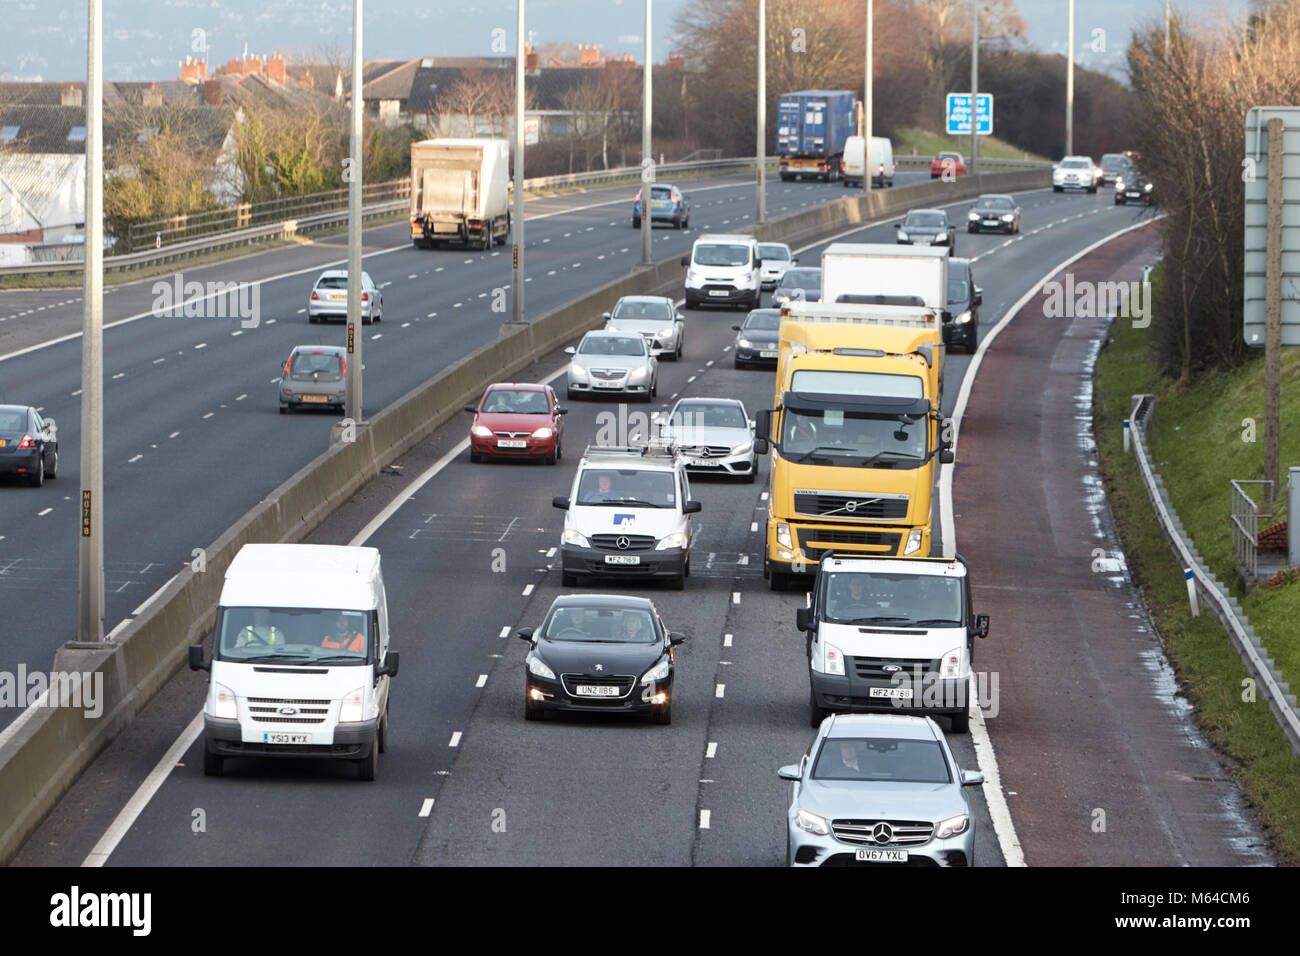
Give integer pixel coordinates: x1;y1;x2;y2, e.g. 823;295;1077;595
522;583;535;596
499;625;510;638
296;307;306;313
152;358;164;364
402;322;411;327
127;454;142;463
371;333;382;340
37;507;52;516
231;330;242;337
449;731;463;747
427;312;437;317
715;683;725;698
235;394;247;401
760;492;768;501
750;521;758;532
202;412;214;419
407;274;417;279
723;633;733;647
112;372;124;380
194;342;206;349
731;591;740;604
706;742;718;759
266;319;276;325
476;674;487;688
687;375;696;383
699;810;711;829
419;798;434;817
168;431;180;438
546;547;557;557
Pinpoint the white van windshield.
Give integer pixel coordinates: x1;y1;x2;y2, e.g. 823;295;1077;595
694;244;752;267
216;606;371;663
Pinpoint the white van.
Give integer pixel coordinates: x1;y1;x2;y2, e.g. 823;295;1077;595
841;136;894;188
188;543;399;780
681;233;763;310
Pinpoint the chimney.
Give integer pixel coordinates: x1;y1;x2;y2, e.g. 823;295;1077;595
267;53;286;86
667;53;684;68
580;43;600;67
204;78;223;106
61;84;83;107
525;44;539;73
180;56;208;84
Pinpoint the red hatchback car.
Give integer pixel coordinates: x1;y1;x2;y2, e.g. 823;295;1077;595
464;383;567;464
930;151;967;178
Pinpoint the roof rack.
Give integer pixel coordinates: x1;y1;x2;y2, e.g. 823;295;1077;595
582;438;679;461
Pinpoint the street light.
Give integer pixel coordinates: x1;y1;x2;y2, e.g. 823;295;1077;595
640;0;653;266
345;0;364;424
757;0;766;222
511;0;525;324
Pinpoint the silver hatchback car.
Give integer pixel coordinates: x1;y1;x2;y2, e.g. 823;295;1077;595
779;713;983;867
565;330;658;401
308;270;383;324
279;345;348;413
602;296;685;361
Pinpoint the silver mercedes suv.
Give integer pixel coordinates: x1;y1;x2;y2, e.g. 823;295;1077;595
779;713;983;867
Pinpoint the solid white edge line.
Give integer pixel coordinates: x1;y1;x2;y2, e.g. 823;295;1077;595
419;798;435;817
937;213;1165;870
82;710;204;867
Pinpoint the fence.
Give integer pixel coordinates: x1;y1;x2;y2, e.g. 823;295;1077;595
1230;479;1274;580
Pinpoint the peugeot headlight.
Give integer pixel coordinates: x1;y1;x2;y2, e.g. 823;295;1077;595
955;310;972;325
212;682;238;720
897;230;909;241
531;427;554;439
641;657;671;683
627;366;649;383
818;640;846;677
339;686;366;723
656;531;687;551
903;527;924;555
471;424;493;438
939;647;963;679
936;813;970;839
776;522;794;551
526;653;556;680
794;809;830;836
562;528;590;548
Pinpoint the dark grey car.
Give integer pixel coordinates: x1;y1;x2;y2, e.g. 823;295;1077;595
0;404;58;486
279;345;348;414
732;308;781;368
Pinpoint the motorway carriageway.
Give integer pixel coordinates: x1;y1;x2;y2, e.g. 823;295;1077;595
0;169;925;730
13;184;1270;866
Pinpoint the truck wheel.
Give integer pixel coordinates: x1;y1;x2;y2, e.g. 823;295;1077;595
769;570;792;591
356;742;377;780
949;709;970;734
203;748;223;777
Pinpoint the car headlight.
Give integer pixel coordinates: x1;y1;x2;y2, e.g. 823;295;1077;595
471;424;493;438
562;528;590;548
627;366;649;383
730;440;753;456
641;657;671;683
531;427;554;439
955;310;972;324
526;653;556;680
936;813;970;839
686;270;701;286
212;682;238;720
656;531;687;551
1000;213;1014;221
817;640;846;676
338;686;366;723
737;337;754;348
569;363;589;380
897;230;909;241
903;527;923;555
968;212;980;220
794;809;830;836
1115;179;1125;190
776;522;794;551
939;647;963;679
658;326;676;339
1144;182;1153;192
934;233;949;244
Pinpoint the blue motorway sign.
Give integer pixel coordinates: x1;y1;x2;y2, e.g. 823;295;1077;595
946;93;993;136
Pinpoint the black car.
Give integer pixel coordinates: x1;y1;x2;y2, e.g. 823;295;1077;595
0;404;58;487
732;308;781;368
520;594;685;724
966;194;1021;234
1115;171;1156;206
942;259;982;353
896;209;956;254
772;267;822;307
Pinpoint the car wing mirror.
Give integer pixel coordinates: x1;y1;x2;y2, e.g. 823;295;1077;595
680;254;690;267
517;626;535;642
463;404;478;413
564;346;576;355
961;769;985;787
778;764;802;781
187;644;209;672
683;500;702;515
552;496;570;510
975;613;989;638
668;632;686;646
377;651;400;678
796;607;812;632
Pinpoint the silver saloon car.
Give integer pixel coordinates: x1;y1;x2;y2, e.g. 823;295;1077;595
780;713;983;867
279;345;348;413
655;397;764;482
565;330;658;401
308;269;383;324
603;295;685;361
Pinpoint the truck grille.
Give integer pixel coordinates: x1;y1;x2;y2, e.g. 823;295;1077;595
852;657;936;679
590;534;655;551
831;819;935;847
794;491;908;520
797;530;901;559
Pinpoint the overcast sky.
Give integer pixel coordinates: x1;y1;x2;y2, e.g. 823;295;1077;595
2;0;1252;84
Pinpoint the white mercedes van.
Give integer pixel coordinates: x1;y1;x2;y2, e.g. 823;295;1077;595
188;543;399;780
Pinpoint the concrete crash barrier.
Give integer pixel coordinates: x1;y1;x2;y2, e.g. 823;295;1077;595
0;165;1049;863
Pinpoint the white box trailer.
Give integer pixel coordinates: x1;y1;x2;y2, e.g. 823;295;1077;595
820;243;948;312
410;138;511;251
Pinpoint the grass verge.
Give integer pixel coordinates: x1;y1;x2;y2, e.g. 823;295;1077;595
891;127;1049;163
1094;275;1300;862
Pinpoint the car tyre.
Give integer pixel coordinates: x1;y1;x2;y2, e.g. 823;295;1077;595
470;451;483;463
651;700;672;725
675;337;683;361
525;697;545;721
544;445;558;465
279;404;289;415
809;689;830;728
949;709;971;734
377;712;389;754
1053;185;1063;192
968;225;976;233
356;743;377;781
203;748;223;777
562;571;579;587
45;451;57;479
633;217;642;229
28;455;43;487
743;456;758;483
668;567;686;590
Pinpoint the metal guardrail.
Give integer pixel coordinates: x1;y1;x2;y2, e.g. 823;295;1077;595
1231;479;1274;580
1130;394;1300;759
0;153;1051;279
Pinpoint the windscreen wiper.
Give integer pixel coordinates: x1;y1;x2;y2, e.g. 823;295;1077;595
789;445;844;463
